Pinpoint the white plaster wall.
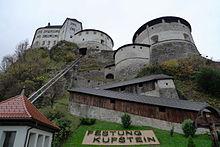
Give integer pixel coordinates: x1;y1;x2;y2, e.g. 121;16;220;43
157;79;175;89
32;28;60;49
60;19;82;42
115;45;150;65
115;45;150;79
0;126;53;147
134;22;194;45
74;30;113;50
70;102;208;134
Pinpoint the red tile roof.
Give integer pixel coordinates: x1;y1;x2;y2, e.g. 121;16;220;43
0;95;59;130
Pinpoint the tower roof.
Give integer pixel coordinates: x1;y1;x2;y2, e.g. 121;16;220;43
0;95;59;131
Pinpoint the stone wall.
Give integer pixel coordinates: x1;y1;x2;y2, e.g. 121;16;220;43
70;102;208;134
150;40;199;64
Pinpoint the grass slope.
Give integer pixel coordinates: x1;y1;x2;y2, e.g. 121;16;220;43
62;120;211;147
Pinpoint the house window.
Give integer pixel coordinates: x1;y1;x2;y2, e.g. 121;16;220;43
53;41;56;45
101;33;103;36
86;31;89;34
138;83;143;87
120;86;125;91
110;99;115;103
48;41;50;45
28;133;36;147
93;31;96;34
70;35;73;38
42;41;45;45
151;35;158;44
78;33;81;36
159;106;166;112
2;131;16;147
36;134;43;147
44;136;50;147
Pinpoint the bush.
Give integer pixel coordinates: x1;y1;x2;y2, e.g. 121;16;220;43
80;117;96;125
121;113;132;128
52;117;72;147
170;126;174;137
187;136;196;147
182;120;196;137
195;66;220;96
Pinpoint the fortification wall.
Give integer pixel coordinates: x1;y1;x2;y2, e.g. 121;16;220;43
134;22;193;45
115;44;150;79
74;29;113;50
150;40;199;64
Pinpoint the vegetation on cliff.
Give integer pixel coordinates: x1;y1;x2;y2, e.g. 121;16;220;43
137;56;220;108
0;40;78;101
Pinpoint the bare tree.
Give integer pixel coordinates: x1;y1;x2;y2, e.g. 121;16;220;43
0;55;16;72
15;39;29;61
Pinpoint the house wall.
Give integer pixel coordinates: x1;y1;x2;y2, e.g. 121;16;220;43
70;102;208;134
70;93;197;123
106;79;179;99
0;126;53;147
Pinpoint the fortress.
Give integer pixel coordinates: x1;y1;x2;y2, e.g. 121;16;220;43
30;17;219;134
31;16;200;80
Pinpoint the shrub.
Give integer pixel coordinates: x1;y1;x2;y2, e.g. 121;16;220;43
182;120;196;137
195;66;220;96
187;136;196;147
170;126;174;137
121;113;132;128
80;117;96;125
52;117;72;147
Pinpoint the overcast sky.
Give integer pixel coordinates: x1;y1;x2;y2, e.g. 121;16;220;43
0;0;220;61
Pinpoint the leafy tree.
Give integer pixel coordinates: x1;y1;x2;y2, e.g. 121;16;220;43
195;66;220;96
187;136;196;147
121;113;132;128
182;120;196;137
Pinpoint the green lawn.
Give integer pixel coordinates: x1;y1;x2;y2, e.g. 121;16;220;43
62;120;212;147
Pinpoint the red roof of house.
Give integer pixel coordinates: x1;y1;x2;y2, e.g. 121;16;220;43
0;95;59;130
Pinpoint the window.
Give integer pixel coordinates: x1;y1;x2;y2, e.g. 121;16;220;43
159;106;166;112
183;33;190;41
151;35;158;44
140;47;142;49
86;31;89;34
165;83;168;86
78;33;81;36
101;40;104;44
93;31;96;34
138;83;143;87
42;41;45;45
36;134;43;147
70;35;73;38
101;33;103;36
133;46;135;48
48;41;50;45
44;136;50;147
53;41;56;45
82;38;85;41
96;46;99;48
110;99;115;103
2;131;16;147
28;133;36;147
120;86;125;91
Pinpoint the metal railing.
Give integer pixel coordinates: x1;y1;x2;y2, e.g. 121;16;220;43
29;55;83;103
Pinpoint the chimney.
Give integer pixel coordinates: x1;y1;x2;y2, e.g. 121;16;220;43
48;22;51;26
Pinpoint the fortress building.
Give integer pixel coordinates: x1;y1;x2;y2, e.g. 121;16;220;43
31;18;114;51
114;16;200;79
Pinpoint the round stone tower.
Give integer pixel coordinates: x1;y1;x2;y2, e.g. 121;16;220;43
132;16;200;64
114;44;150;79
74;29;114;51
